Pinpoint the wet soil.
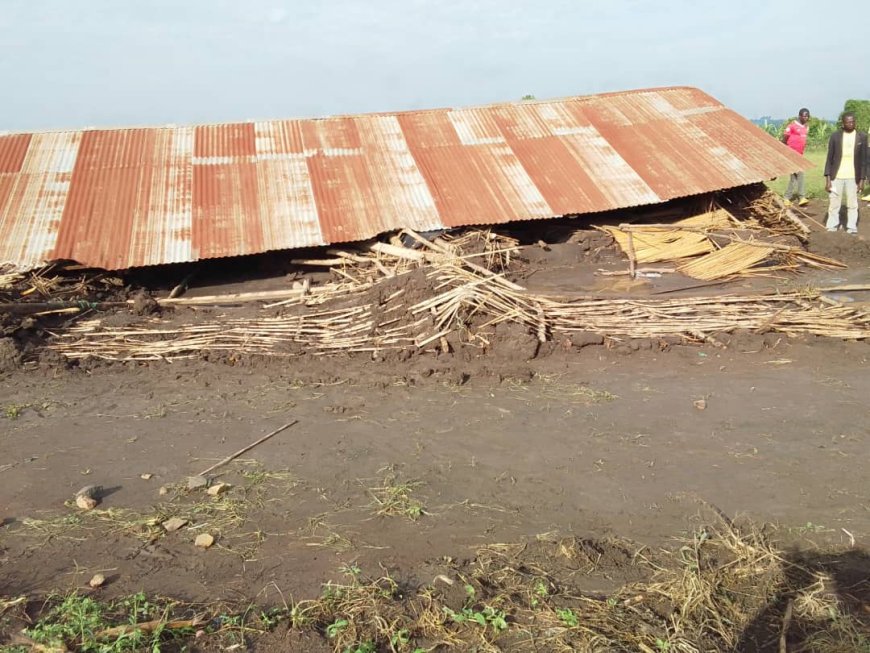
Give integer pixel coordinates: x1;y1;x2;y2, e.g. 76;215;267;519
0;197;868;651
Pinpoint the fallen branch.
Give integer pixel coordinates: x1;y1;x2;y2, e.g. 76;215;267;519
96;615;206;640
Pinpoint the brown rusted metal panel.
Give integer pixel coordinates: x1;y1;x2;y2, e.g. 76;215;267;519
0;87;813;272
690;109;807;180
195;123;256;159
192;162;263;259
54;129;158;269
0;134;32;173
306;150;380;243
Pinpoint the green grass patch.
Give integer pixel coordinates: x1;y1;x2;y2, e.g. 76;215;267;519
21;592;194;652
766;148;827;199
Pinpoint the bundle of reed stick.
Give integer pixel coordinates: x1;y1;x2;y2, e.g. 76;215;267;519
601;202;842;281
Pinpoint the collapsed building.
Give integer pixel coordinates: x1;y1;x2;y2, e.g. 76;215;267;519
4;87;868;365
0;86;809;273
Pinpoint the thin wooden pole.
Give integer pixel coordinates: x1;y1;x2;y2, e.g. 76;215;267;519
196;420;298;477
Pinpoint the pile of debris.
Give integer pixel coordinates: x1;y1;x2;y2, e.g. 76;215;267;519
47;235;868;363
1;188;866;365
600;204;842;282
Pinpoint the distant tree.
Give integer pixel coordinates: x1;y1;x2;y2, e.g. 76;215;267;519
805;116;835;147
521;94;536;101
841;99;870;132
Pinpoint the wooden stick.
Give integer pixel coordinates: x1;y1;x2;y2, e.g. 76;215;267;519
159;288;307;306
0;300;128;314
779;598;794;653
649;279;745;295
400;228;525;290
818;284;870;292
196;420;298;477
291;258;348;266
369;242;426;261
326;249;373;264
621;224;637;279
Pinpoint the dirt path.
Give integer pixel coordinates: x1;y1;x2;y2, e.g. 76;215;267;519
1;335;867;608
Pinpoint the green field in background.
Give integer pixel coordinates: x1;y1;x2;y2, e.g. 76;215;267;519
765;148;827;199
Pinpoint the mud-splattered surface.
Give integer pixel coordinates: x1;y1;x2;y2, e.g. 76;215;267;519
0;198;868;651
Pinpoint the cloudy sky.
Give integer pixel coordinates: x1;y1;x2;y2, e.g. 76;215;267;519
1;0;866;132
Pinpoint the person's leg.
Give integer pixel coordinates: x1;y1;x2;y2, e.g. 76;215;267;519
826;179;844;230
844;180;859;233
797;171;807;203
784;173;797;200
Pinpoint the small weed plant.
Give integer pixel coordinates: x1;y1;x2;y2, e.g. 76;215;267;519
557;607;579;628
442;583;508;633
24;592;188;652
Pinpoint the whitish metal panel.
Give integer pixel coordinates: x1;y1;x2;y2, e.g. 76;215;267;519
448;108;507;145
355;114;442;233
136;126;194;265
257;157;324;249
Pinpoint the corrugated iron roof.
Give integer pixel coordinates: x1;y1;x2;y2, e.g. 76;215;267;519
0;86;810;271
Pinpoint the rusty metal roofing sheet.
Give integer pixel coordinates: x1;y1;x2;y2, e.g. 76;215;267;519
0;86;811;271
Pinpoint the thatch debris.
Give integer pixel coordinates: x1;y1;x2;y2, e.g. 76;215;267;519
47;231;868;361
600;199;844;281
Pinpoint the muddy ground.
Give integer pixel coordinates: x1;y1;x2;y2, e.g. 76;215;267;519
0;198;869;651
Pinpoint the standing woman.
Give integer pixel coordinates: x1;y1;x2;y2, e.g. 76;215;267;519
782;108;811;206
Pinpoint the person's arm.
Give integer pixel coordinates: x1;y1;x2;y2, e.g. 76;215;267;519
781;124;791;145
860;134;868;190
824;133;836;192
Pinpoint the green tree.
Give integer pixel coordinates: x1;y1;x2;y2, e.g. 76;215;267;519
805;116;835;148
841;99;870;132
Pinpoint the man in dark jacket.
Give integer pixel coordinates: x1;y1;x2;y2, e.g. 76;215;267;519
824;112;867;234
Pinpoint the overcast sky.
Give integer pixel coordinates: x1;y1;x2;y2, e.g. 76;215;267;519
1;0;867;132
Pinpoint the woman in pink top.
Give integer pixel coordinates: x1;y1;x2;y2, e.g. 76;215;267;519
782;108;810;206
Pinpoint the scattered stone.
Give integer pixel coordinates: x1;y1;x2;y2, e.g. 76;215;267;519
158;486;170;496
187;475;209;490
206;482;231;496
76;495;97;510
88;574;105;588
194;533;215;549
162;517;188;532
140;473;153;480
693;399;707;411
74;485;102;511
